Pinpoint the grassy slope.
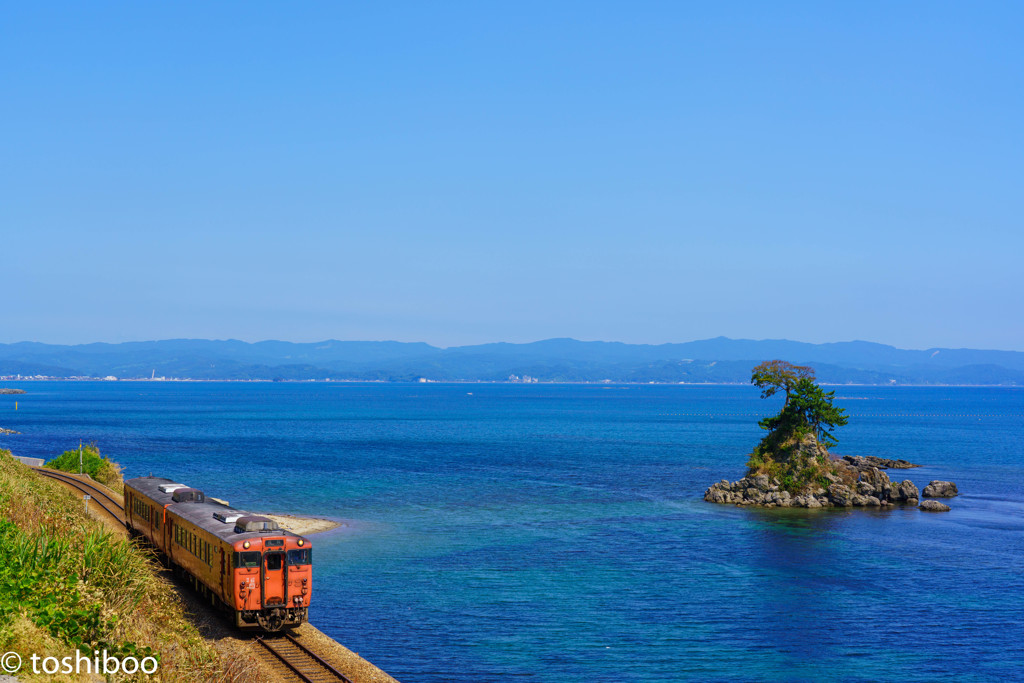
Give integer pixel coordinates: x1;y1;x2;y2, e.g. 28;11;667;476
0;450;247;681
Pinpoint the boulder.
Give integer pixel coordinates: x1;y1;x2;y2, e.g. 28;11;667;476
920;500;951;512
856;481;876;496
828;484;854;507
705;487;726;504
859;466;891;491
922;481;959;498
885;480;920;504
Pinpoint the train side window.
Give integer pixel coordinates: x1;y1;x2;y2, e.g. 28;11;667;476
234;551;260;568
287;549;312;566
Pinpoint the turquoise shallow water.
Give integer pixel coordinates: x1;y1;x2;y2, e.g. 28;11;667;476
3;382;1024;682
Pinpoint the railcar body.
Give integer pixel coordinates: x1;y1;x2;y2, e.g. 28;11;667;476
124;476;311;631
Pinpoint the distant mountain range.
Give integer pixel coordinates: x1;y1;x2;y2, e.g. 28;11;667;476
1;337;1022;385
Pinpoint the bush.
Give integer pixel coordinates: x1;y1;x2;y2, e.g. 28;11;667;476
45;444;123;492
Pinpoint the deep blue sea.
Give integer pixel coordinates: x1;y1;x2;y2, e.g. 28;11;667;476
3;382;1023;682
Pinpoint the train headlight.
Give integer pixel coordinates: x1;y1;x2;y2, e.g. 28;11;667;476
297;539;304;547
243;541;250;549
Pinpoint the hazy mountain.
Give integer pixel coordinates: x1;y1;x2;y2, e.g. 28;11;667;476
0;338;1021;384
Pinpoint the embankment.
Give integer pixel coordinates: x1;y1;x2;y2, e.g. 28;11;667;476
0;449;253;681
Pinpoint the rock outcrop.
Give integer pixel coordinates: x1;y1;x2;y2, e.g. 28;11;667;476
922;480;959;498
704;457;920;509
842;455;919;470
920;500;951;512
0;428;20;435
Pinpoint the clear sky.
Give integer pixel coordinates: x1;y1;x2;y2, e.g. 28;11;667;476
3;2;1022;350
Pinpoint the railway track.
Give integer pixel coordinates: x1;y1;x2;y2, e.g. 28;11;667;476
32;467;126;523
255;633;355;683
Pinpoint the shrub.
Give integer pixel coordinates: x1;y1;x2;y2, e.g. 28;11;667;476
44;444;123;492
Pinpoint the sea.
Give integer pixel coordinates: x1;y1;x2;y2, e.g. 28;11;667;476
2;381;1023;682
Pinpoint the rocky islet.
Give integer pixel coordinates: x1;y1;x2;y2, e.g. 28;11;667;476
705;442;957;513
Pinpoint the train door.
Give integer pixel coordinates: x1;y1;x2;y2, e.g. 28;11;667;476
163;504;172;550
262;551;287;607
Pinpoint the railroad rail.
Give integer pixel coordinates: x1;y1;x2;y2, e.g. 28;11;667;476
255;633;354;683
32;467;126;522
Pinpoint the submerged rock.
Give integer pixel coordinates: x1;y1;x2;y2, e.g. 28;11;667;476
922;481;959;498
920;500;951;512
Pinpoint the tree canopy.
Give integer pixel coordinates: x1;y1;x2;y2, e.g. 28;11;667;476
750;360;815;405
757;376;849;448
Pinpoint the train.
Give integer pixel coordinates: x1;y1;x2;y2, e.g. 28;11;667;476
124;475;312;631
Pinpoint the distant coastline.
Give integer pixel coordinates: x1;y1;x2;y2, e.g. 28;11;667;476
2;337;1023;385
3;377;1023;388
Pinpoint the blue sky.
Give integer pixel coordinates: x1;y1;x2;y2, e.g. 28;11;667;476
3;2;1022;349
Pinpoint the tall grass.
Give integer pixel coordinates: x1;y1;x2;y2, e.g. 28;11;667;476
1;450;242;681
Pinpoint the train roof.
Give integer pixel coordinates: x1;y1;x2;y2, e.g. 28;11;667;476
125;476;307;544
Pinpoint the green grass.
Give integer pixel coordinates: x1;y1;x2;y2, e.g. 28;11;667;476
1;449;240;681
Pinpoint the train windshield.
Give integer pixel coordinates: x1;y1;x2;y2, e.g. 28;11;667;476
287;549;312;566
235;551;261;568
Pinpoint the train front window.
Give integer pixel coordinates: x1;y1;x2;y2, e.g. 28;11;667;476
265;553;283;571
287;549;312;566
234;551;261;568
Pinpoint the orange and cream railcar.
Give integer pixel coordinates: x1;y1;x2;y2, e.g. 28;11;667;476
124;475;312;631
